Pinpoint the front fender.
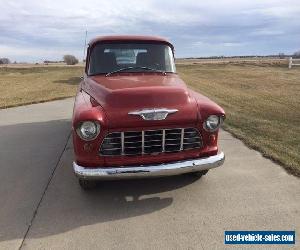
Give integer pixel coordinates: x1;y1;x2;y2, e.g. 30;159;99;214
72;90;108;167
188;89;225;121
188;88;225;152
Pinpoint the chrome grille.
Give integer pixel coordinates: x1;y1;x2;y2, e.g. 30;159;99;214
100;128;202;156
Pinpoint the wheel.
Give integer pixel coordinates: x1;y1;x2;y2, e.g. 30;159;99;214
78;179;97;190
189;170;209;178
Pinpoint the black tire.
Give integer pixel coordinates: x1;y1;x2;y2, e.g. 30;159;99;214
189;170;209;178
78;179;97;190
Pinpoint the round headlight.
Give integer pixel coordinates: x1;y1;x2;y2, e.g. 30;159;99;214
203;115;221;132
77;121;100;141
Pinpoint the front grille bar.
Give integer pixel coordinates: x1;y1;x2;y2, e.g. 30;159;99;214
180;128;184;151
162;129;166;152
141;131;145;154
121;132;125;155
100;128;202;156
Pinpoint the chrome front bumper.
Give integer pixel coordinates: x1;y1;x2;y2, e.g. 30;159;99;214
73;152;225;180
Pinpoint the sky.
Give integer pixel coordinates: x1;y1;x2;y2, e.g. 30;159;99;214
0;0;300;62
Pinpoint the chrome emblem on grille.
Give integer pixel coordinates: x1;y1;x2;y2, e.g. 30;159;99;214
128;108;178;120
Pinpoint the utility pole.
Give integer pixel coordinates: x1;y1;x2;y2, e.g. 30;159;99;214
83;30;88;62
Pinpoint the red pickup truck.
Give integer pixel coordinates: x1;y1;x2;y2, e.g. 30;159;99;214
72;35;225;189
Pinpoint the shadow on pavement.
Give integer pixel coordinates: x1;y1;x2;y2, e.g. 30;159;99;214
0;120;71;243
0;119;200;241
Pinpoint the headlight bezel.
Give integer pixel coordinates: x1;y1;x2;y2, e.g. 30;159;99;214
203;115;224;132
76;121;101;141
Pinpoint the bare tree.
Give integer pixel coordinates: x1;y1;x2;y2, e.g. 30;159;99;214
278;53;285;59
0;58;11;64
63;55;79;65
293;50;300;58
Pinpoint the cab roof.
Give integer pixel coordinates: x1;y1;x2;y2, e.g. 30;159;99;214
88;35;174;49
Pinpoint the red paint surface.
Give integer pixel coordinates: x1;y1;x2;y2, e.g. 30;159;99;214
88;35;174;49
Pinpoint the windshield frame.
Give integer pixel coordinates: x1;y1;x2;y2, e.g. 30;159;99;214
86;41;176;76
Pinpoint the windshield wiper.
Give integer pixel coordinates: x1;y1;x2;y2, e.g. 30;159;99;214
105;66;166;77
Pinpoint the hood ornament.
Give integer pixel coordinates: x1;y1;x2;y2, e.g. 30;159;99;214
128;108;178;121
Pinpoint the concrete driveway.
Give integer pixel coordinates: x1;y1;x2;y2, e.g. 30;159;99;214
0;98;299;250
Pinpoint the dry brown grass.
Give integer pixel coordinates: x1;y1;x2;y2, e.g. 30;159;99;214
177;62;300;176
176;58;289;67
0;66;83;109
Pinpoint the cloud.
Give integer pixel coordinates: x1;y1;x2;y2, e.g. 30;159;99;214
223;42;245;47
250;29;285;36
0;0;300;61
0;45;80;62
193;41;245;47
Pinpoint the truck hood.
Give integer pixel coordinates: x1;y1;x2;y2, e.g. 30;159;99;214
84;73;199;128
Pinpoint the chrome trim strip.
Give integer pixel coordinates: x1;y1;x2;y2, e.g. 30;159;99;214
128;108;178;120
121;132;125;155
73;152;225;180
141;130;145;155
180;128;184;150
162;129;166;152
128;108;178;115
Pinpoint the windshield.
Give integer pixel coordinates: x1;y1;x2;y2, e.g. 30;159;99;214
88;42;176;75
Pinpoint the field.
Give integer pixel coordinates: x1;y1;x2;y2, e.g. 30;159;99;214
0;60;299;176
0;65;82;108
178;61;300;176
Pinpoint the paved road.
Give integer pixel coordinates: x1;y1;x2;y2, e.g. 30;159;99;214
0;98;299;250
